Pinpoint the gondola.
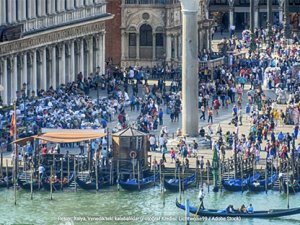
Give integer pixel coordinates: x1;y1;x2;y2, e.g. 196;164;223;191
0;177;13;188
176;199;300;218
119;173;159;191
283;180;300;193
76;176;110;190
248;174;277;192
17;178;41;190
42;174;74;191
222;173;261;192
164;174;195;192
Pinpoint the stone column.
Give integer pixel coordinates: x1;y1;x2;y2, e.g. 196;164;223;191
11;56;18;101
283;0;290;39
102;33;106;75
180;0;199;137
0;0;7;25
67;0;75;10
80;39;85;76
267;0;273;43
121;30;126;60
42;48;47;90
88;37;94;76
38;0;47;17
47;0;55;14
22;53;28;93
279;4;283;24
228;0;234;30
28;0;37;19
174;34;178;60
254;0;259;29
250;0;255;33
70;40;75;82
7;0;17;24
18;0;27;21
32;51;37;95
59;44;66;85
1;58;8;105
152;33;156;60
166;33;172;61
136;33;140;60
75;0;84;8
51;46;57;89
98;35;103;74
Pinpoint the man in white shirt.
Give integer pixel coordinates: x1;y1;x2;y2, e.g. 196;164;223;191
149;135;156;151
198;188;205;209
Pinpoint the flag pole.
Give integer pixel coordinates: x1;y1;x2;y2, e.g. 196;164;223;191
12;101;17;205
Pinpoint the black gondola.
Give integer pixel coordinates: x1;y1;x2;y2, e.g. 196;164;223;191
42;174;74;191
248;174;277;192
17;178;41;190
0;177;13;188
164;174;195;192
222;173;260;192
176;199;300;218
76;176;110;190
283;180;300;193
119;173;159;191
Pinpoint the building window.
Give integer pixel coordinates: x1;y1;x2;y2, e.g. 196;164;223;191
129;33;136;46
156;33;164;47
140;24;152;46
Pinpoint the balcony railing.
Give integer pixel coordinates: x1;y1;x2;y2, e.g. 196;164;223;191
23;4;106;33
124;0;179;5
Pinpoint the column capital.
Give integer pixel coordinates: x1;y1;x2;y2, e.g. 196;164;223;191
228;0;234;7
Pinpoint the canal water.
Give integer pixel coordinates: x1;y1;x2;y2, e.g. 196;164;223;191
0;185;299;225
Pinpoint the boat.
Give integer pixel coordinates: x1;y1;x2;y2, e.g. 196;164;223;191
119;173;159;191
283;180;300;193
176;199;300;218
0;177;13;188
164;174;196;192
248;174;277;192
222;173;261;192
75;176;110;190
42;174;74;191
17;178;41;190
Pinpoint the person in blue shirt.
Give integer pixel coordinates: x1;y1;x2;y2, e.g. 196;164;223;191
26;141;33;157
277;131;284;143
247;204;254;213
158;108;163;125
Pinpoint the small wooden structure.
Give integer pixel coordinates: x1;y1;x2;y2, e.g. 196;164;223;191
112;127;149;172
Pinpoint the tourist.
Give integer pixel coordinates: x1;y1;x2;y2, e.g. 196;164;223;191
170;147;176;163
192;140;198;157
247;204;254;213
149;135;156;152
240;204;247;213
207;107;213;124
39;164;45;179
198;188;205;210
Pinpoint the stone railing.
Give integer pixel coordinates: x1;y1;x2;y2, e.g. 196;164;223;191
124;0;179;5
23;3;106;33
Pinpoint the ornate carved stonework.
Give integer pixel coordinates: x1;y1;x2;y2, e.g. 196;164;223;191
0;21;105;57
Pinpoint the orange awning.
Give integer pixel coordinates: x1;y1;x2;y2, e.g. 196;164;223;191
35;132;107;143
11;136;35;146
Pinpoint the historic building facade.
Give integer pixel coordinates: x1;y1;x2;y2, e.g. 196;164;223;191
120;0;212;68
111;0;299;68
210;0;300;31
0;0;112;105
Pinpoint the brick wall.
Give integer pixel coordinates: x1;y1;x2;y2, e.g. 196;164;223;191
105;0;122;66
